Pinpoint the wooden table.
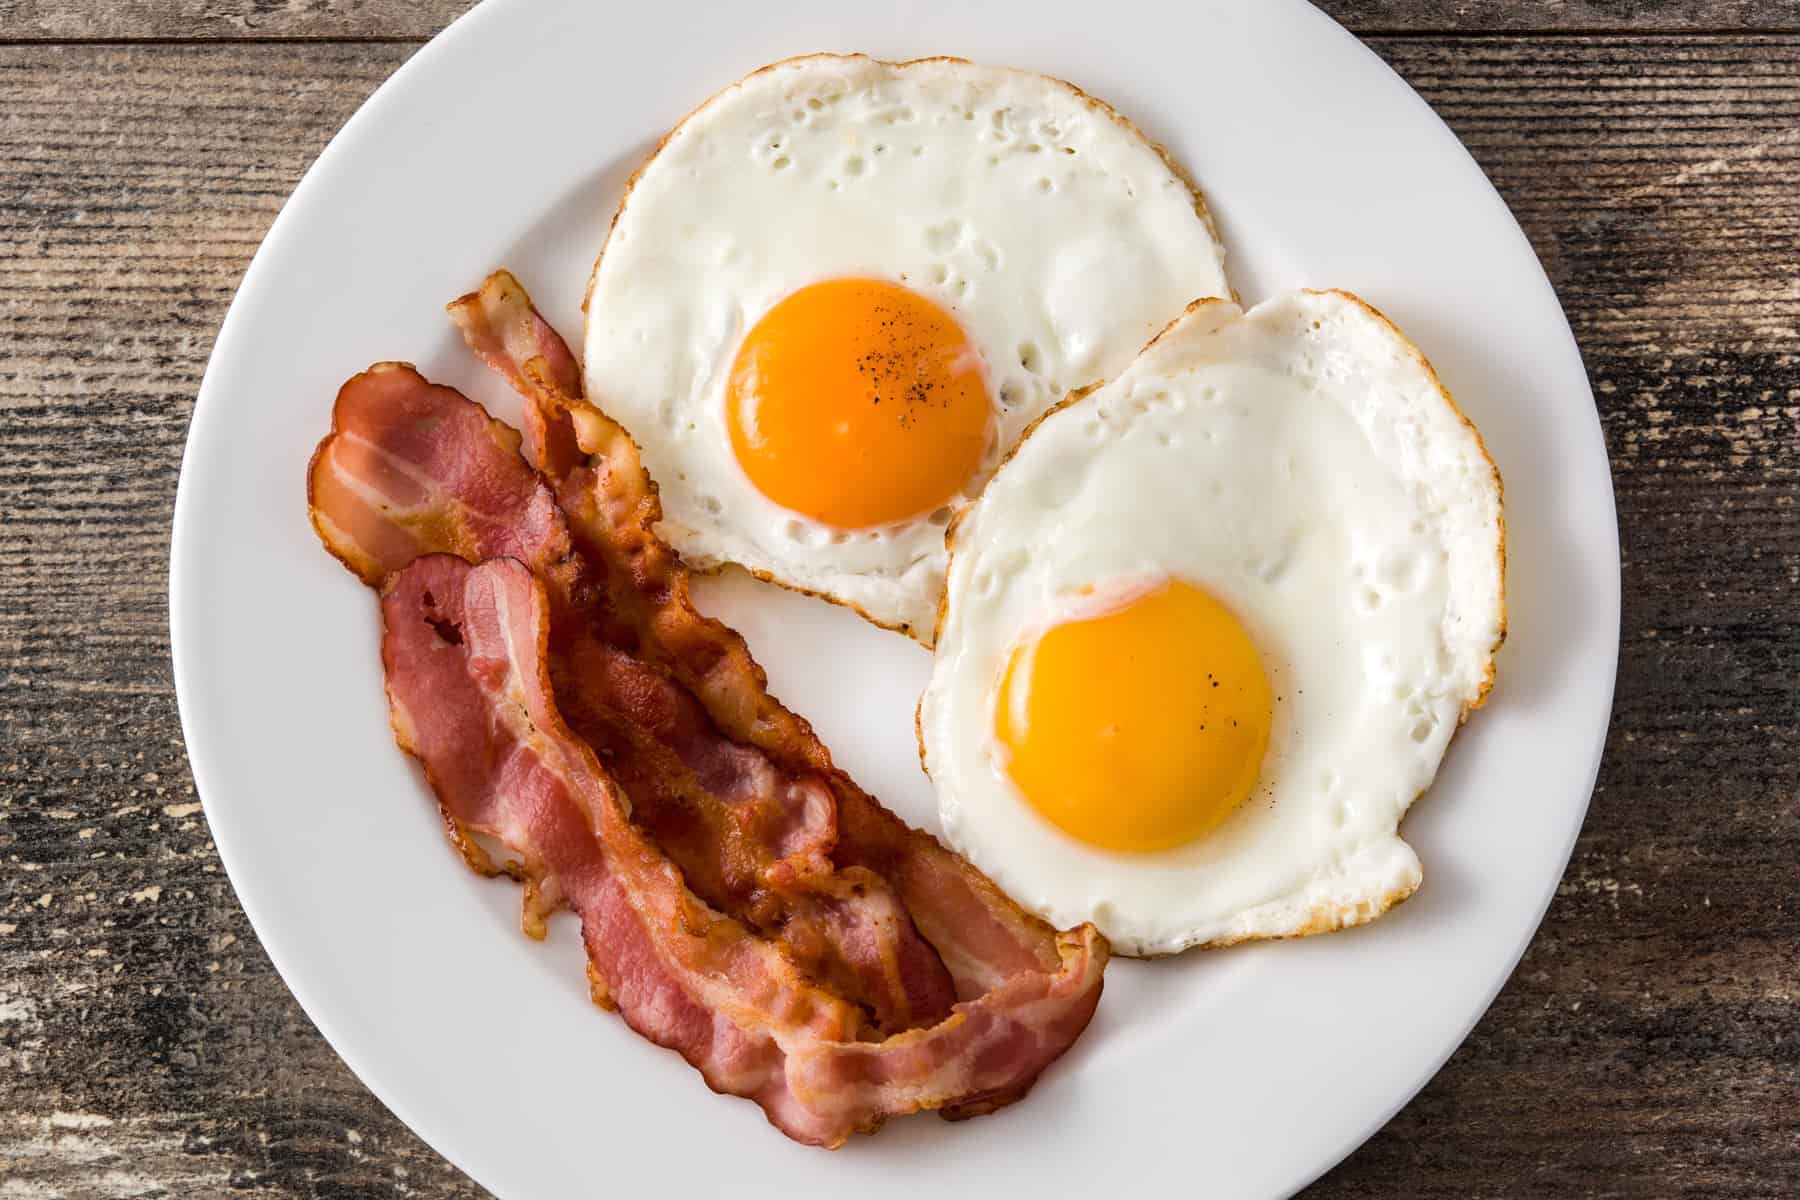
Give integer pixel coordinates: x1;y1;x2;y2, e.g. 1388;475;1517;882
3;2;1796;1195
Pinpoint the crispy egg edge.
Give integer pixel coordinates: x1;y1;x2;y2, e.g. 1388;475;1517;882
580;51;1236;646
915;289;1508;956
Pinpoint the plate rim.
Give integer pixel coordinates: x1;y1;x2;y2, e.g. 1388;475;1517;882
169;1;1621;1195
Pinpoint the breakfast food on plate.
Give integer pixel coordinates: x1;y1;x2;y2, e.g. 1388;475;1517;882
303;47;1511;1146
311;363;954;1035
919;291;1505;956
582;54;1232;642
307;272;1106;1146
383;554;1102;1145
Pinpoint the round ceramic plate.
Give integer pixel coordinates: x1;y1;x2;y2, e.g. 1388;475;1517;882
170;2;1619;1196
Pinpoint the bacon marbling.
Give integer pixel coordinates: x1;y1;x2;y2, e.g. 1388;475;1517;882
305;271;1110;1142
383;556;1105;1145
308;363;954;1036
450;272;1105;1017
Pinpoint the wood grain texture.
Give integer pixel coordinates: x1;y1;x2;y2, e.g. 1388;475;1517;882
4;0;1800;41
0;46;483;1197
1;19;1796;1200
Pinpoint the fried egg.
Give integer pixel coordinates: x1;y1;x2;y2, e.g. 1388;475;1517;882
918;290;1505;956
582;54;1231;641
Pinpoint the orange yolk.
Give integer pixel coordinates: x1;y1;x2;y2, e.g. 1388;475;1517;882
994;578;1273;854
726;278;990;529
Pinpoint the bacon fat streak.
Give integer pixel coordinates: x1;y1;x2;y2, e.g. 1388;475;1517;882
308;361;955;1035
305;272;1107;1143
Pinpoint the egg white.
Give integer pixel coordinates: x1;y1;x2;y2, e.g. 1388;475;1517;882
918;290;1505;956
582;54;1232;641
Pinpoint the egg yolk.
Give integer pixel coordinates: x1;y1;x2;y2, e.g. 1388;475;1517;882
994;578;1273;854
726;278;990;529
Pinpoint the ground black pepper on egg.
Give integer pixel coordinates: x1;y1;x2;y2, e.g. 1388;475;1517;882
853;299;959;430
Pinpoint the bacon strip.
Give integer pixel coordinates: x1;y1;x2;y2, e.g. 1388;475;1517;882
384;555;1105;1144
308;272;1109;1140
308;363;956;1036
450;273;1103;1017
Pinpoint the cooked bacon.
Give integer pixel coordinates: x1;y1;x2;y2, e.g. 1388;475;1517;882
308;361;956;1035
305;364;577;595
307;271;1109;1140
450;272;1105;1020
384;556;1106;1145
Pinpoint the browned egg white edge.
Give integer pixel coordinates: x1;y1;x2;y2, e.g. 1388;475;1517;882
916;290;1509;957
579;52;1237;645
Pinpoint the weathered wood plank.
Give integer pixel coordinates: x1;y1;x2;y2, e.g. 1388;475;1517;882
1;31;1795;1200
0;43;488;1197
3;0;1800;43
1355;39;1800;1191
1335;0;1800;32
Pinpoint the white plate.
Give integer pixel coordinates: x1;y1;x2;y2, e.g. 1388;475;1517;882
170;2;1619;1196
